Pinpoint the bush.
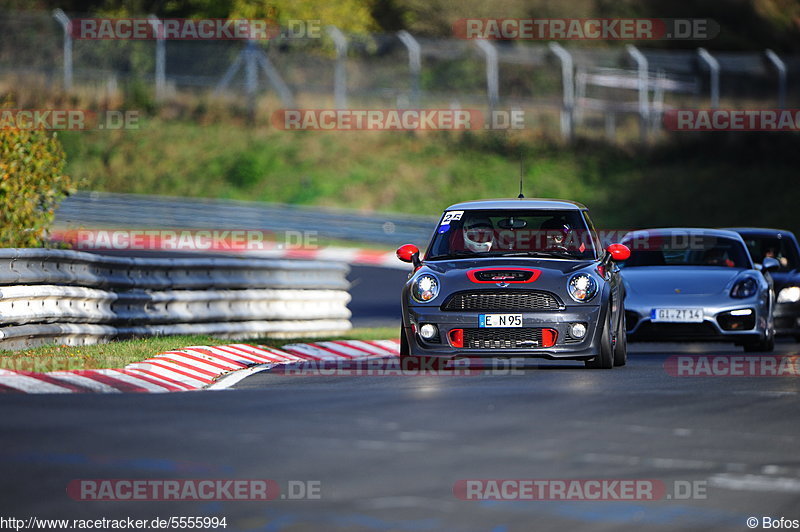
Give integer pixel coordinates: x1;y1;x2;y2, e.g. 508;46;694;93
0;127;74;247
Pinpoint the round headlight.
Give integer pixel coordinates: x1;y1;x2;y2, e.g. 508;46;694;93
569;322;587;339
411;274;440;302
419;323;438;339
567;273;598;302
778;286;800;303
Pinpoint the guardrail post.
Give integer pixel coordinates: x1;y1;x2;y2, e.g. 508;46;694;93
326;26;348;109
474;39;499;114
397;30;421;108
148;15;166;101
765;49;787;109
548;42;574;142
626;44;649;143
697;48;720;109
52;9;73;91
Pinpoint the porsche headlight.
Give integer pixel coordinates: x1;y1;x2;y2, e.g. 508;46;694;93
411;274;440;302
777;286;800;303
730;277;758;299
567;273;598;302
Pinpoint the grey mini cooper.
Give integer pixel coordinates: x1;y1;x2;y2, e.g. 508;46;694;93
396;198;631;369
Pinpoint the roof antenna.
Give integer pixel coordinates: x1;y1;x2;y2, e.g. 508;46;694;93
517;159;525;198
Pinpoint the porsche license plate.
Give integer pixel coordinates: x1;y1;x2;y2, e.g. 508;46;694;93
651;308;703;323
479;314;523;327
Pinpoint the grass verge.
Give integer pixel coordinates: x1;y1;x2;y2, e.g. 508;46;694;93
58;117;800;238
0;327;397;373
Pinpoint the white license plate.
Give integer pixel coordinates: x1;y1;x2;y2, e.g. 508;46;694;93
651;308;703;323
479;314;523;328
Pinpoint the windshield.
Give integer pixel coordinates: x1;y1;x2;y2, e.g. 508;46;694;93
426;209;597;261
621;234;751;268
740;234;798;271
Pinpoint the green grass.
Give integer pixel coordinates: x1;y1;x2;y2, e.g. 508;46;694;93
59;118;800;238
0;327;397;372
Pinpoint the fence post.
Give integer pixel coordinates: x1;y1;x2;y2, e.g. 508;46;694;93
148;15;166;101
474;39;499;114
244;41;259;122
254;48;295;107
52;9;72;91
326;26;348;109
626;44;649;143
765;49;787;109
397;30;421;107
697;48;720;109
548;42;574;142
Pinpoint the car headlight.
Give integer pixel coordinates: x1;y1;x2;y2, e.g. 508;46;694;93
730;277;758;299
411;274;440;302
777;286;800;303
567;273;598;302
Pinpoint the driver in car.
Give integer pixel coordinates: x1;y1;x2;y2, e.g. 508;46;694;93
540;217;573;252
462;217;495;253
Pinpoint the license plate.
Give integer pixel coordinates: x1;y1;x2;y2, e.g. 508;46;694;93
479;314;523;327
651;308;703;323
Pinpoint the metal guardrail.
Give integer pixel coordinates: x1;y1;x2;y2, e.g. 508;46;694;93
0;248;352;350
54;191;438;247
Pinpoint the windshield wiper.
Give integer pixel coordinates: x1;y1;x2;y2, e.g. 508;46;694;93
428;251;478;260
492;251;581;259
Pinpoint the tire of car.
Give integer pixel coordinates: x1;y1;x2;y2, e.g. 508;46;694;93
743;329;775;352
400;326;410;358
613;309;627;367
398;327;437;370
586;309;614;369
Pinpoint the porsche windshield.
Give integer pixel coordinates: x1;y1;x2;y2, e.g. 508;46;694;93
426;209;597;260
621;234;752;268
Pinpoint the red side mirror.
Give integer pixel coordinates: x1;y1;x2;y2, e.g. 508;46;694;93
396;244;420;263
606;243;631;261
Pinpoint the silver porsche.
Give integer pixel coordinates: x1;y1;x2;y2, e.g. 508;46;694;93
619;228;777;352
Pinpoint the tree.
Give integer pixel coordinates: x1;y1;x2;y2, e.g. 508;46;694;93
0;125;74;247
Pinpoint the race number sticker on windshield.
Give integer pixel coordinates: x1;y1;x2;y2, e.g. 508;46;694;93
441;211;464;225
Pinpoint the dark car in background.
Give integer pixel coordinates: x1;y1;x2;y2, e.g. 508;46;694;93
729;228;800;341
396;198;631;369
620;228;777;351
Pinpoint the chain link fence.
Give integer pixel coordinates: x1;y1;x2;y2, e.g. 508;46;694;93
1;10;798;140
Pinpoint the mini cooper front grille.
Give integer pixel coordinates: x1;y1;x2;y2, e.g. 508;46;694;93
442;290;563;312
463;328;547;349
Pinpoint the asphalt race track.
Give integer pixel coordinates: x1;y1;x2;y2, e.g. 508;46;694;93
1;265;799;531
1;340;799;531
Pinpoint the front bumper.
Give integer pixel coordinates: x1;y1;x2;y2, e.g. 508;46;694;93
404;305;604;359
626;294;769;343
